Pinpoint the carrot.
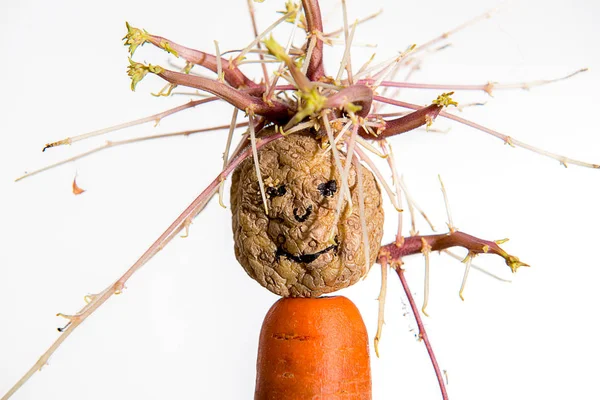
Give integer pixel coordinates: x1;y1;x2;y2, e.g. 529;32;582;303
255;296;371;400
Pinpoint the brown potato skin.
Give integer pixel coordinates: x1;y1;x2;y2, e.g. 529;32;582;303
231;131;384;297
255;296;372;400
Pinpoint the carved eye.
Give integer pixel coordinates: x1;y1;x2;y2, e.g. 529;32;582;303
266;185;287;198
317;180;337;197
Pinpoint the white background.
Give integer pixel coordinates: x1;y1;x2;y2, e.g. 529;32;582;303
1;0;599;399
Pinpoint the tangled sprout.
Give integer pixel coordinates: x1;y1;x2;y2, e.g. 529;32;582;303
5;1;597;400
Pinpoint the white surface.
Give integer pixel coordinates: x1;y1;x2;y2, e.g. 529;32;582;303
1;0;599;399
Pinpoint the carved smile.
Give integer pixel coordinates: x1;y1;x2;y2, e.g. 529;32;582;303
275;242;338;264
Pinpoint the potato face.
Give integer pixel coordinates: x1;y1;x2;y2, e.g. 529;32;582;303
231;131;384;297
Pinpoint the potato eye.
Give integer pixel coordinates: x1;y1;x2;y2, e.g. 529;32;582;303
317;180;337;197
267;185;287;198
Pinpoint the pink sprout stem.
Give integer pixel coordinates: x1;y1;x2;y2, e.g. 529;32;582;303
158;69;291;122
393;263;449;400
302;0;325;81
146;34;260;90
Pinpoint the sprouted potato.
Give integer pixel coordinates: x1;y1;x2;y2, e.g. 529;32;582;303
1;0;599;399
232;131;384;297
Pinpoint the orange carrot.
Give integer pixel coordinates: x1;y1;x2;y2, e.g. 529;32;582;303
255;296;371;400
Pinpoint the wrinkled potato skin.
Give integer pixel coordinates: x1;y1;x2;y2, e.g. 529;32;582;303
231;130;384;297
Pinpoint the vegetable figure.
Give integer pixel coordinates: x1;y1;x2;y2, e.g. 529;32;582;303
2;0;598;399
